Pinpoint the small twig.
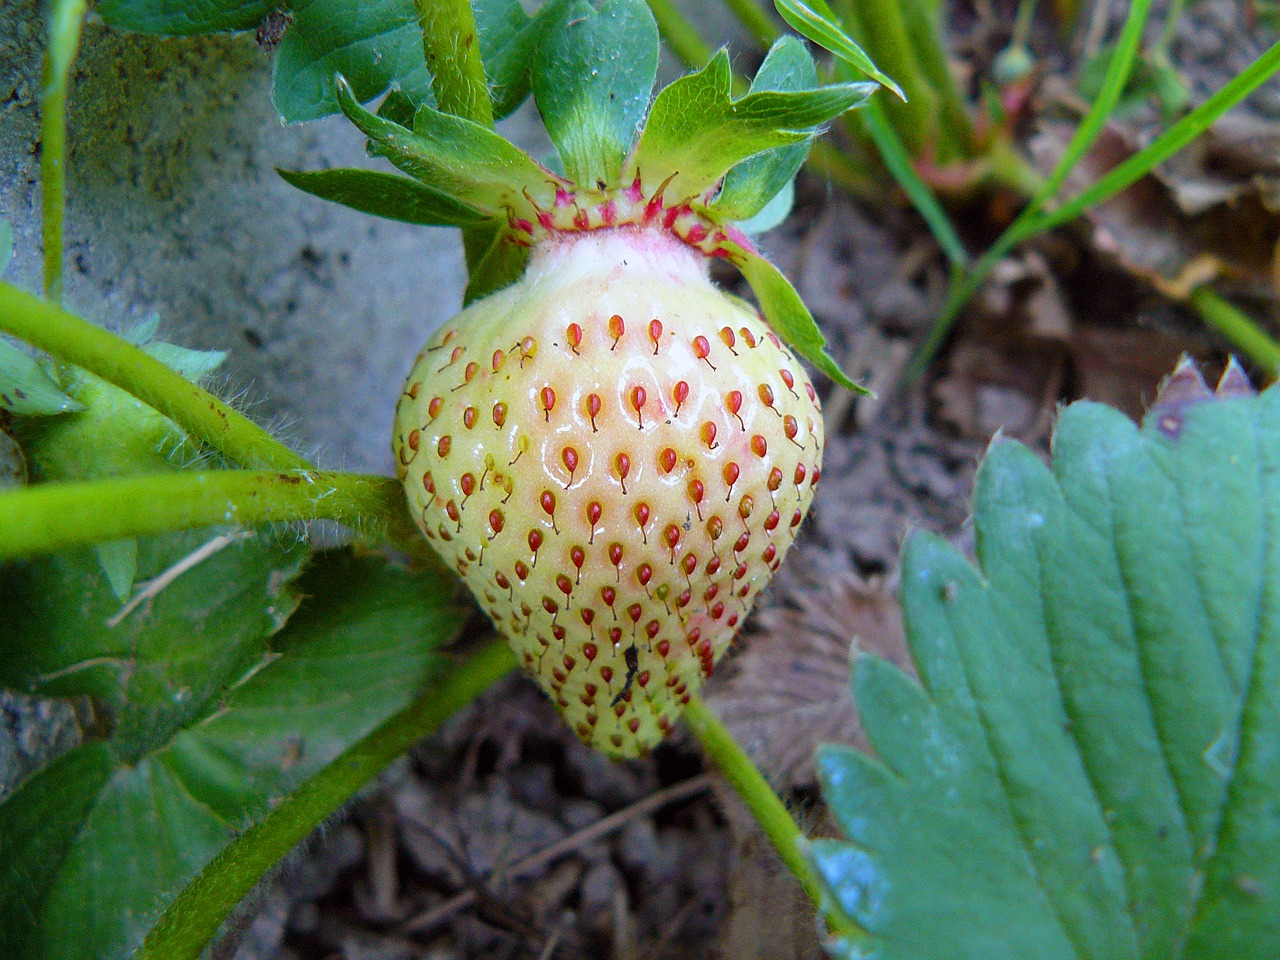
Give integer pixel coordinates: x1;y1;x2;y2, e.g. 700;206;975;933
398;772;715;935
107;531;252;626
536;917;566;960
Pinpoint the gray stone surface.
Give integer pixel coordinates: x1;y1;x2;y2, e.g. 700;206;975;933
2;0;468;474
0;0;753;473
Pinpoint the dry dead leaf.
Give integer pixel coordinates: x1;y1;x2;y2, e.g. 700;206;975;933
711;573;908;790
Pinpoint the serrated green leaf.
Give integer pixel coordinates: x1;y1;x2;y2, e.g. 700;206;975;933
712;36;816;222
774;0;905;100
731;248;866;392
336;76;557;217
474;0;538;119
95;0;275;35
814;383;1280;959
142;341;227;383
629;49;876;201
0;547;460;960
272;0;435;123
532;0;658;187
278;167;491;227
0;338;84;416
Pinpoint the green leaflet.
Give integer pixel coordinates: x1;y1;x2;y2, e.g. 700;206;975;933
0;547;459;960
628;49;876;202
277;167;490;227
95;0;275;35
335;76;556;218
532;0;659;187
711;36;819;224
273;0;435;123
814;373;1280;959
269;0;540;122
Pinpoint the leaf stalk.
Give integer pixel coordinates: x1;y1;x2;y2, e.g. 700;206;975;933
131;639;517;960
0;469;406;559
416;0;494;128
683;693;867;945
0;281;307;471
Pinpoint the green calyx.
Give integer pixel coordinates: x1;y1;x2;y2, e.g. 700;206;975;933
281;0;889;390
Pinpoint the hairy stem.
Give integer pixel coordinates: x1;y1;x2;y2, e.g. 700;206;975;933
417;0;494;128
0;470;406;559
723;0;782;46
0;282;307;470
40;0;87;303
132;639;517;960
683;694;867;944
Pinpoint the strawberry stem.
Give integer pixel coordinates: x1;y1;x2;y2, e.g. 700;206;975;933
417;0;494;128
0;469;405;559
0;281;307;471
40;0;87;304
683;693;868;944
133;638;516;960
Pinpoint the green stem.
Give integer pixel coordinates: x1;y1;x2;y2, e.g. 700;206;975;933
909;0;1155;374
0;281;306;471
417;0;493;128
683;694;867;944
0;469;405;559
839;0;937;157
1011;0;1039;54
132;639;517;960
40;0;87;303
858;95;968;268
1023;0;1153;221
648;0;716;67
1188;288;1280;378
1030;38;1280;238
723;0;782;46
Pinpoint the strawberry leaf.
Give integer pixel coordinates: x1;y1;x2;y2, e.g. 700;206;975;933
813;375;1280;959
629;50;877;202
0;546;460;960
732;248;867;393
711;36;818;223
273;0;435;123
532;0;658;188
278;167;491;227
0;339;84;416
334;76;558;219
94;0;277;35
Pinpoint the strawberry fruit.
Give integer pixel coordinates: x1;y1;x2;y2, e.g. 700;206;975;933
392;228;823;754
283;1;881;756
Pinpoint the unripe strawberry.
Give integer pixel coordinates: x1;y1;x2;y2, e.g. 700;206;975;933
285;10;877;755
394;229;823;756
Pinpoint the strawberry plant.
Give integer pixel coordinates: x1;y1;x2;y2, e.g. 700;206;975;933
2;0;1279;958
